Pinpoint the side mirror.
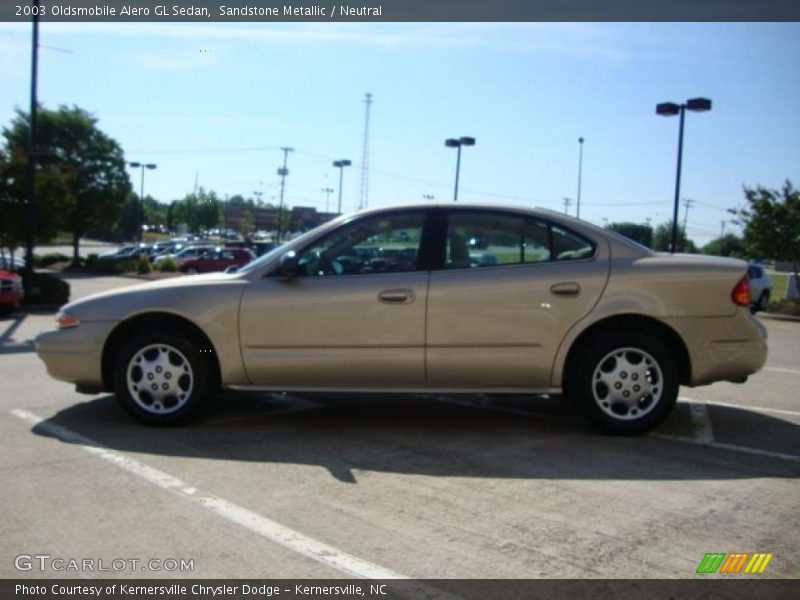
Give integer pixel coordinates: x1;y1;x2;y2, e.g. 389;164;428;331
276;251;299;278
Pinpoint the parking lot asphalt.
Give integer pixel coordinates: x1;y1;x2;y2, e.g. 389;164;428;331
1;274;798;581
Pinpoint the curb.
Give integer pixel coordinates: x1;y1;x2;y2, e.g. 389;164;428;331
759;312;800;323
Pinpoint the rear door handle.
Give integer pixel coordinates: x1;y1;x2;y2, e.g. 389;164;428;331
378;289;415;304
550;282;581;297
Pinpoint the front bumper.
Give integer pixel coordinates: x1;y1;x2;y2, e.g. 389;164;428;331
35;321;115;390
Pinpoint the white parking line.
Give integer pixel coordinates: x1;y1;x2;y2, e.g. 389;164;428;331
765;366;800;376
9;408;461;599
651;433;800;464
679;396;800;418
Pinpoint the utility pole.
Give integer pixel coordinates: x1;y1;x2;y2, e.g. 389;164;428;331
359;93;372;210
682;198;694;233
720;220;726;238
563;197;572;215
24;0;40;277
276;146;293;242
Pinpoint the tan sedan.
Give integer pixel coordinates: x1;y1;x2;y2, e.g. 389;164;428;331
36;204;767;434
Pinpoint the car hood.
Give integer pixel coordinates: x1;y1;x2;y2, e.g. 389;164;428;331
60;272;246;321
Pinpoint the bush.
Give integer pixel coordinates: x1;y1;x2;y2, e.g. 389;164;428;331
84;253;100;271
34;252;70;268
157;257;178;272
767;299;800;317
22;272;70;306
137;255;152;274
113;258;140;274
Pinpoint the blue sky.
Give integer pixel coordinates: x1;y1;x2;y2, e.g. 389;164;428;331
1;22;798;244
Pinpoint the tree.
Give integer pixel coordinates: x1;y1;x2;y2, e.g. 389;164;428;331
2;105;130;263
240;209;254;236
701;233;746;258
606;222;653;248
652;221;696;253
730;180;800;283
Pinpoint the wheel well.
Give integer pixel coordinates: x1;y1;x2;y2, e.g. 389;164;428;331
101;312;221;391
563;314;691;387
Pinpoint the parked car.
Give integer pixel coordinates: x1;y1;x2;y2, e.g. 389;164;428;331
747;263;773;311
0;270;24;316
97;245;145;266
0;255;25;271
180;248;256;274
35;204;767;434
152;245;214;267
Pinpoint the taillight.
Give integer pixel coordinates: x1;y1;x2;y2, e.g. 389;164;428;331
731;275;751;307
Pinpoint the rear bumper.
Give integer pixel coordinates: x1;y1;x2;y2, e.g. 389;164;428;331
664;311;768;386
35;321;114;390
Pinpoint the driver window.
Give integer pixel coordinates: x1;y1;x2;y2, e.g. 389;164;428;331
295;212;426;276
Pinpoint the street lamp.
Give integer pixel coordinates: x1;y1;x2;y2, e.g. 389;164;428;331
332;159;351;214
656;97;711;253
322;187;333;214
128;162;157;243
444;136;475;201
576;137;584;219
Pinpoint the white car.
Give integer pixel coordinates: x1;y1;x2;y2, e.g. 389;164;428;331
747;264;773;311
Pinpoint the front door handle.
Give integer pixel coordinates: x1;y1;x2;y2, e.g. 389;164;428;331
550;282;581;297
378;289;415;304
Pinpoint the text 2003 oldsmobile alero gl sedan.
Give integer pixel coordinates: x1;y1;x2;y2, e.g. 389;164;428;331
36;204;767;434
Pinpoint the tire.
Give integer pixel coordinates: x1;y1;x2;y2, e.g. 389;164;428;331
186;266;199;275
568;332;679;435
757;291;770;312
113;331;213;425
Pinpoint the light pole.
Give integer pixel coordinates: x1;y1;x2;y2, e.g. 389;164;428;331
332;159;351;214
444;136;475;201
24;0;40;277
656;97;711;253
276;147;293;242
128;162;157;243
576;137;584;219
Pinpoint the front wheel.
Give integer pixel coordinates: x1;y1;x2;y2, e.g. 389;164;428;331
569;332;679;435
113;332;213;424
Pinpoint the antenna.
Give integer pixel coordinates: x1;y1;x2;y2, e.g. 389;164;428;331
359;93;372;210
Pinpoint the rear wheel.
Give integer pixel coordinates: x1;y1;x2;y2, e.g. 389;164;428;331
113;331;213;424
186;266;199;274
569;332;678;435
756;290;770;312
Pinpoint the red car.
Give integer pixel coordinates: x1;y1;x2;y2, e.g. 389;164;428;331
0;270;24;316
179;248;256;274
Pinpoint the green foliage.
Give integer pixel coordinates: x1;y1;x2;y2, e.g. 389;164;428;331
34;252;70;267
652;221;696;253
22;272;70;306
113;258;140;274
1;105;131;259
157;257;178;272
168;188;220;233
701;233;746;258
730;181;799;274
240;209;255;236
84;253;99;270
606;222;653;247
767;298;800;317
136;255;152;274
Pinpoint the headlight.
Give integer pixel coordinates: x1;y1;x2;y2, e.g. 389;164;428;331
56;312;80;329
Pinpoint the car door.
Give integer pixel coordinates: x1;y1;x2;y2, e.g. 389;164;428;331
239;209;432;388
426;208;609;388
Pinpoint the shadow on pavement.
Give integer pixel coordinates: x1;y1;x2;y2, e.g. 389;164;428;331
27;392;800;483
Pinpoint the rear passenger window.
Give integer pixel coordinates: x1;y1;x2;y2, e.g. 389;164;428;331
444;211;594;269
